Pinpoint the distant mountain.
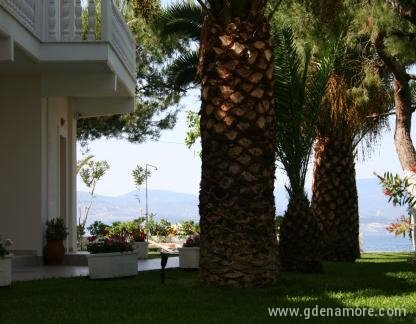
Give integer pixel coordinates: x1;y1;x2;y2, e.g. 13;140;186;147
77;178;407;237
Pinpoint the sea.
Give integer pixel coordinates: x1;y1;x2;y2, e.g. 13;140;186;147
362;234;414;252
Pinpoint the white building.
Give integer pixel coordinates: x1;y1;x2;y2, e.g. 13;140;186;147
0;0;135;256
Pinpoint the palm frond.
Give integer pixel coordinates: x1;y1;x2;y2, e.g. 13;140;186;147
273;27;334;197
159;2;203;41
166;50;199;91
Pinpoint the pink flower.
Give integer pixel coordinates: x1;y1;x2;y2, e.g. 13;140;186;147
384;189;392;196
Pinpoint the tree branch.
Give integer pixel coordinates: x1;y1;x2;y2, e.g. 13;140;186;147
373;31;410;83
366;111;396;119
386;0;416;25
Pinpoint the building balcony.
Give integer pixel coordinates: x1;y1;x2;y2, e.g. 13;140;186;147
0;0;136;116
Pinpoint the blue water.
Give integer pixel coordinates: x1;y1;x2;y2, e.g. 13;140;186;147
362;234;413;252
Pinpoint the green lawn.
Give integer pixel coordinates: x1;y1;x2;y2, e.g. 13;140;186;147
0;253;414;324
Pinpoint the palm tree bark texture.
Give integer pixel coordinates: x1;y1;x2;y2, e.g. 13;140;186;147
311;135;360;262
279;193;323;272
198;3;279;287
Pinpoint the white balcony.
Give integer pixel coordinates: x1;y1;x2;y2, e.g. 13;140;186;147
0;0;136;116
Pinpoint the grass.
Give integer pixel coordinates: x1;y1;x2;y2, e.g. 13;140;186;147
0;253;415;324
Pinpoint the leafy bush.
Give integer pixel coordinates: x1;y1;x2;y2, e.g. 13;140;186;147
0;237;12;258
146;217;172;237
87;221;110;236
46;218;68;241
177;220;200;238
108;219;145;237
86;234;133;254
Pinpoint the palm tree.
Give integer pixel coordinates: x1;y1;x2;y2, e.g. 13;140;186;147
311;51;390;262
197;0;279;287
273;28;334;272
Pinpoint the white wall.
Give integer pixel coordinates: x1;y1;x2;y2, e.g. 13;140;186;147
0;75;43;255
0;76;77;255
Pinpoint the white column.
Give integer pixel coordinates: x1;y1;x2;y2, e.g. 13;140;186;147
46;0;59;41
87;0;96;40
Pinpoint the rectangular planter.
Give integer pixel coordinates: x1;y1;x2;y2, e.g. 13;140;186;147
87;251;138;279
0;255;12;287
178;247;200;269
133;242;149;259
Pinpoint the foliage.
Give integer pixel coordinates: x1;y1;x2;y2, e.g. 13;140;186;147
144;214;173;237
377;171;416;207
87;221;110;237
183;234;200;247
45;219;69;241
86;234;134;254
387;215;414;237
376;171;416;239
150;219;173;237
159;1;202;91
77;0;184;143
77;157;110;250
130;230;147;242
132;165;152;189
0;237;12;258
184;110;201;150
108;219;146;237
176;220;200;238
273;27;334;197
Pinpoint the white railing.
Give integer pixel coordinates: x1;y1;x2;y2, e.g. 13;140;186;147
0;0;39;34
0;0;135;75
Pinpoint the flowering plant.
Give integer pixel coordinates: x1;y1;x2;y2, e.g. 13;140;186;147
86;234;134;254
375;171;415;240
183;235;200;247
0;237;12;258
130;229;147;242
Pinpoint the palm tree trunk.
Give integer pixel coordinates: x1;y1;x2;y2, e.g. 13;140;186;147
311;136;361;261
279;193;322;272
198;13;279;287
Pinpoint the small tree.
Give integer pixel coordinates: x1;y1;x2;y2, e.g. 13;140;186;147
132;165;152;207
77;157;110;250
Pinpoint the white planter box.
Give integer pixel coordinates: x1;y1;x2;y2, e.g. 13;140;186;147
0;254;12;286
178;247;200;269
87;251;138;279
134;242;149;259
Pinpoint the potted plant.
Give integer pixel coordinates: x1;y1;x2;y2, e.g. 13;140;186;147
44;218;68;265
0;237;13;286
178;235;200;269
86;234;138;279
131;229;149;259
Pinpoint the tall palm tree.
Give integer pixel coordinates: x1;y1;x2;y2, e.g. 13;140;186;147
197;0;279;287
273;28;334;272
311;55;390;261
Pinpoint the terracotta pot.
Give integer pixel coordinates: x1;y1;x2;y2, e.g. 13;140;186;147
44;240;65;265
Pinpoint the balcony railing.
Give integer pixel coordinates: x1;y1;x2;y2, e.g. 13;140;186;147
0;0;135;75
